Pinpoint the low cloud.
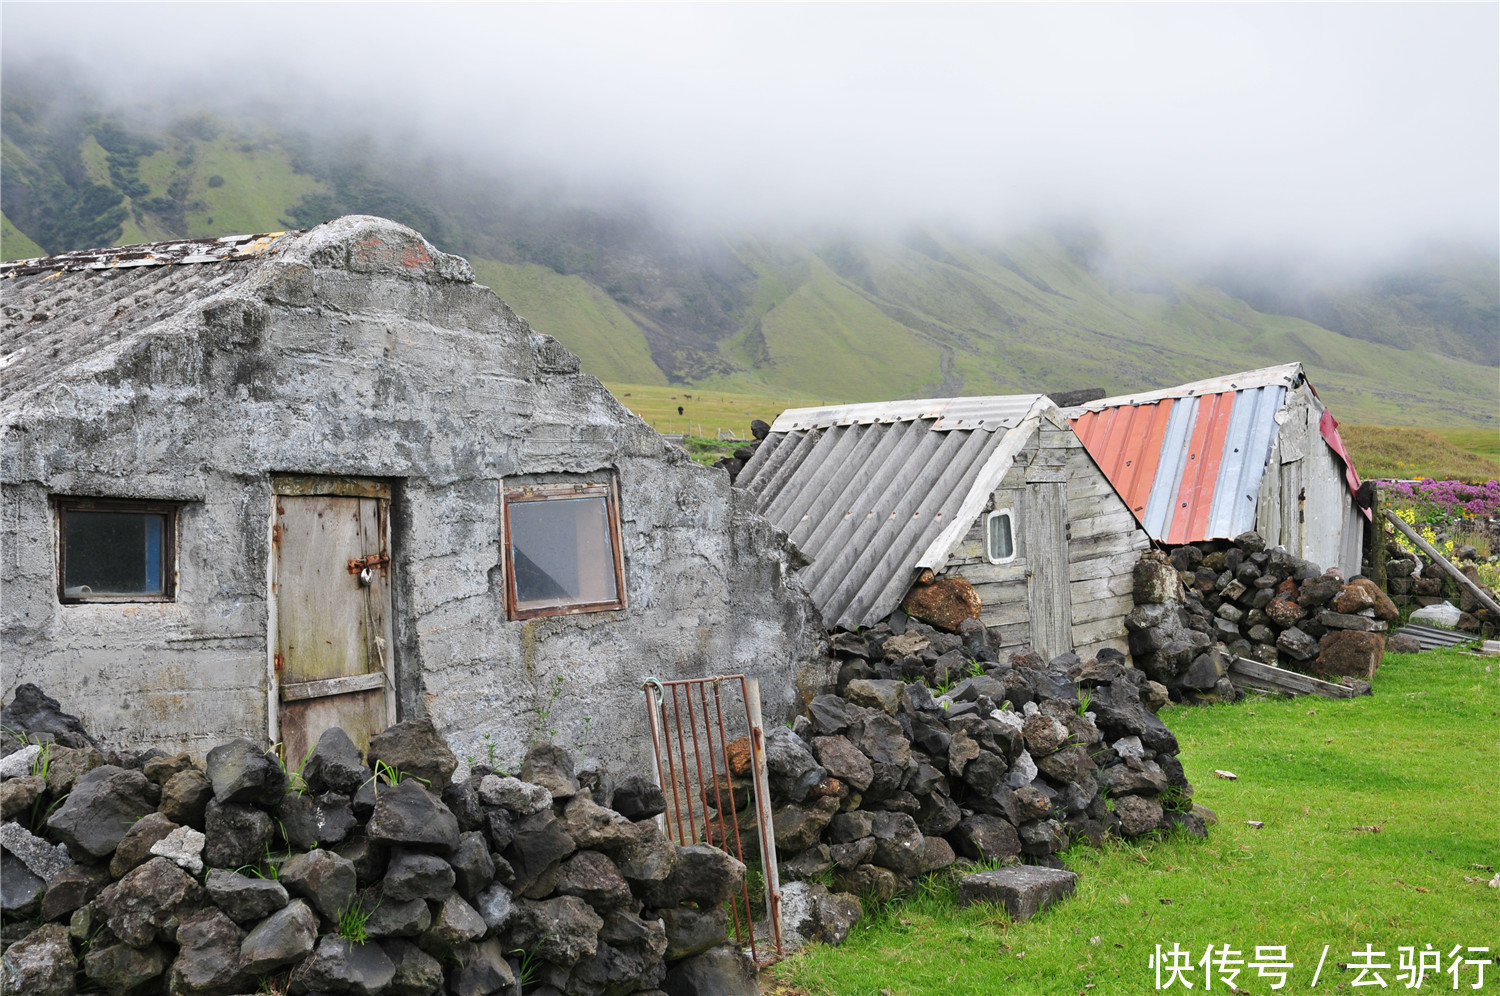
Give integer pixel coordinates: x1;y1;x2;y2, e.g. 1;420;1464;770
5;4;1496;269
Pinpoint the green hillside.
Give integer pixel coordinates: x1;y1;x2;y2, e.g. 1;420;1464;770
2;76;1494;432
1;212;42;259
469;259;666;385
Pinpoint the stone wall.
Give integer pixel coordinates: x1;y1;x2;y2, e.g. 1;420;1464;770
3;630;1206;994
1126;532;1398;701
1;687;787;996
743;617;1208;899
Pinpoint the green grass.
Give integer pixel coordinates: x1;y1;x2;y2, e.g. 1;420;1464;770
1;213;44;260
773;649;1500;995
1342;425;1500;482
602;382;825;440
1433;427;1500;466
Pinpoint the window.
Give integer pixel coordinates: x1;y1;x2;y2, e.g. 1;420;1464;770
985;508;1016;565
56;499;178;602
502;481;625;618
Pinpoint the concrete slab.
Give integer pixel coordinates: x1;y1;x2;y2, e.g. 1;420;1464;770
956;864;1077;921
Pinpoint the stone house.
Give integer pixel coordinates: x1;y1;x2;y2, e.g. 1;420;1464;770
1066;363;1369;576
0;216;820;766
735;396;1152;662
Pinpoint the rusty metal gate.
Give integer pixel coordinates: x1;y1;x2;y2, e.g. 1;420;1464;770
642;675;782;964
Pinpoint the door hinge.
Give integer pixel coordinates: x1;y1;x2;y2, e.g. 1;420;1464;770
274;653;284;673
347;554;390;574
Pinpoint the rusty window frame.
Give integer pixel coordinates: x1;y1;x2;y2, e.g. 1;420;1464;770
55;497;180;604
502;478;626;620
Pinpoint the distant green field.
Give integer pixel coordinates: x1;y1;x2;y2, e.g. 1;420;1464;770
602;382;826;440
1433;426;1500;463
1341;425;1500;481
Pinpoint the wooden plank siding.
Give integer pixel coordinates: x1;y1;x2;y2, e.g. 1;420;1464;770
943;423;1149;662
1057;430;1148;660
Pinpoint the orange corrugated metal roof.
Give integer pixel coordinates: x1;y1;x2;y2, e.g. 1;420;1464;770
1069;376;1291;543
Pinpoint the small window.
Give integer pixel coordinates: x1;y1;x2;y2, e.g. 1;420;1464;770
503;481;625;619
985;509;1016;565
57;499;178;602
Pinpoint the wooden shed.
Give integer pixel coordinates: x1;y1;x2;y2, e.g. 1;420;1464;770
736;395;1151;662
1066;363;1368;576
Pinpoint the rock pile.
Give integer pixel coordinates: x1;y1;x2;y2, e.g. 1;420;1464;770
712;620;1205;902
1127;534;1399;701
0;686;768;996
1385;548;1495;636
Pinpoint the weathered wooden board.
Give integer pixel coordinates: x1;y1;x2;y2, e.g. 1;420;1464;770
973;592;1032;625
1071;615;1129;649
1066;481;1123;510
986;620;1032;651
1068;550;1142;583
1068;573;1135;604
275;492;394;764
1067;530;1150;564
1226;657;1357;699
957;561;1032;586
1026;481;1072;659
1069;508;1140;542
1071;592;1135;626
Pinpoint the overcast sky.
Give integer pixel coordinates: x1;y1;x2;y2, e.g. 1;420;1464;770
5;3;1497;267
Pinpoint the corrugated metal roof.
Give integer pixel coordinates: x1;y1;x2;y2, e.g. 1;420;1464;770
1068;369;1294;545
739;396;1052;630
1;258;265;405
1394;623;1478;651
769;394;1046;433
1067;363;1304;412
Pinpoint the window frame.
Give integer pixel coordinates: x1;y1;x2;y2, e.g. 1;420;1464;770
501;479;627;620
55;497;180;604
984;508;1017;565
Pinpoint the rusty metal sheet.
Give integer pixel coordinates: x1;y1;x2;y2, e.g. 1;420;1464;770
1067;367;1306;545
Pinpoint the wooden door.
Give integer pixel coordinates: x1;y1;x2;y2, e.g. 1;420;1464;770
1024;481;1074;660
272;477;395;767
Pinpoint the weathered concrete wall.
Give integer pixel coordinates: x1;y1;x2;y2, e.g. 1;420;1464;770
1;216;822;768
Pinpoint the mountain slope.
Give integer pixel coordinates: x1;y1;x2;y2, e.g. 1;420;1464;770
2;82;1494;430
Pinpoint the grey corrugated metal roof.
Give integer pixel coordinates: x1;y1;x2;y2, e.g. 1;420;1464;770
769;394;1047;433
739;396;1054;630
1393;623;1479;651
1;258;263;405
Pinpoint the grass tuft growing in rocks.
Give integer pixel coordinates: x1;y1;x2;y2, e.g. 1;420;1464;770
772;648;1499;995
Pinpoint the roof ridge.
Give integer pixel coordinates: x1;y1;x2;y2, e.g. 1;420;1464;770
768;392;1053;434
1065;363;1305;412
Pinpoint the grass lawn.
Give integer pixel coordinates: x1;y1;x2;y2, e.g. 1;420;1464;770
603;382;823;440
771;649;1499;995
